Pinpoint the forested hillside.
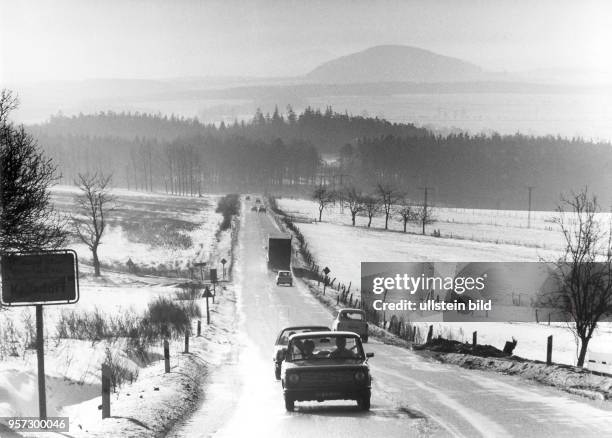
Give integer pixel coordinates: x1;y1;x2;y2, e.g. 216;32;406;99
31;106;428;151
32;107;612;209
347;134;612;209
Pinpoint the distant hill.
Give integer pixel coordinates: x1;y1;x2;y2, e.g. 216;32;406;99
306;45;485;84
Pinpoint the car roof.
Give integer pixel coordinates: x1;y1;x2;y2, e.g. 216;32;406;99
279;325;329;333
289;330;361;340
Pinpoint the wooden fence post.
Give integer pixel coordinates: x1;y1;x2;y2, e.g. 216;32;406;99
472;331;477;346
185;331;190;353
427;325;433;343
197;320;201;336
546;335;553;365
101;364;111;419
164;340;170;373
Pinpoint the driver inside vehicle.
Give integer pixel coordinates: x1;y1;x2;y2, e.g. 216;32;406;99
329;336;356;359
302;340;315;359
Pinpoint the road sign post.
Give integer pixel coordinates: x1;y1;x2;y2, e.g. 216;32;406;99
220;258;227;279
323;266;330;295
194;261;208;324
36;304;46;419
1;250;79;420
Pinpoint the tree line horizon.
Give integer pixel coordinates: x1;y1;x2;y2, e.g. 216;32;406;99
30;105;612;211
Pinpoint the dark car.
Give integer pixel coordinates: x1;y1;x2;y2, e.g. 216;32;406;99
251;206;258;212
259;206;267;213
281;331;374;411
273;326;329;380
246;195;251;200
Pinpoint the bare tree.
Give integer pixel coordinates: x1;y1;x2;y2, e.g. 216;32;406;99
360;195;380;228
343;186;363;226
544;188;612;367
1;89;66;252
312;185;334;222
395;201;418;233
414;204;436;235
72;173;115;276
376;183;400;230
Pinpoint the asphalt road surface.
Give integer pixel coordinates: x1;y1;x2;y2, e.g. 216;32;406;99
169;201;612;438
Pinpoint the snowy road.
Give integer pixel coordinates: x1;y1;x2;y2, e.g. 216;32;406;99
169;202;612;438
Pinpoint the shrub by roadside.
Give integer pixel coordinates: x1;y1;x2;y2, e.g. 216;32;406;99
216;194;240;231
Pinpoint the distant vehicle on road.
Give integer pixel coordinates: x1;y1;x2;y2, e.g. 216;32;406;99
267;234;292;271
246;195;251;200
255;198;261;204
259;206;266;213
281;331;374;411
251;206;258;212
276;270;293;286
332;309;368;342
273;326;329;380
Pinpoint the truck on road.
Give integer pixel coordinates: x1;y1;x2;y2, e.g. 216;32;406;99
267;234;292;271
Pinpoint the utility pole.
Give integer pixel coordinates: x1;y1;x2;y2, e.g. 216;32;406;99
527;186;535;229
418;187;433;235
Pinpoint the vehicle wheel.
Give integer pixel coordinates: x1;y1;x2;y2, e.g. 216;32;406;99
289;282;293;287
358;395;371;411
275;364;281;380
362;336;368;343
284;395;295;412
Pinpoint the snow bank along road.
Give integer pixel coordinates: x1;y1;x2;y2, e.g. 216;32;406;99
169;201;612;438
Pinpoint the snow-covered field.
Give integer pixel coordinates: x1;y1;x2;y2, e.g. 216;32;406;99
276;198;612;368
294;221;559;290
0;187;228;422
278;198;612;251
53;186;222;271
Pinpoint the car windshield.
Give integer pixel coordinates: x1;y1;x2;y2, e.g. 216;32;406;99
278;328;326;345
279;272;291;277
340;311;364;321
287;335;364;362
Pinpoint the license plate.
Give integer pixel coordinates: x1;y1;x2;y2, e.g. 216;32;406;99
316;391;341;398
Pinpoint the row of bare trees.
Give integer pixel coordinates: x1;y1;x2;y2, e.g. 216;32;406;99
312;183;435;234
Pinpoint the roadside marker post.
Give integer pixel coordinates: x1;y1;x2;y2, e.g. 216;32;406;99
101;364;111;419
547;335;553;365
197;320;202;336
185;331;190;354
1;250;79;420
210;268;217;303
204;285;211;325
472;331;477;347
164;340;170;373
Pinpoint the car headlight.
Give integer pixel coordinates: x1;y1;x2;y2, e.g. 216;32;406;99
354;371;367;382
287;373;300;385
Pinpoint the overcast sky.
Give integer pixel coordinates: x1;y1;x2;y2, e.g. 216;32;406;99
1;0;611;83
